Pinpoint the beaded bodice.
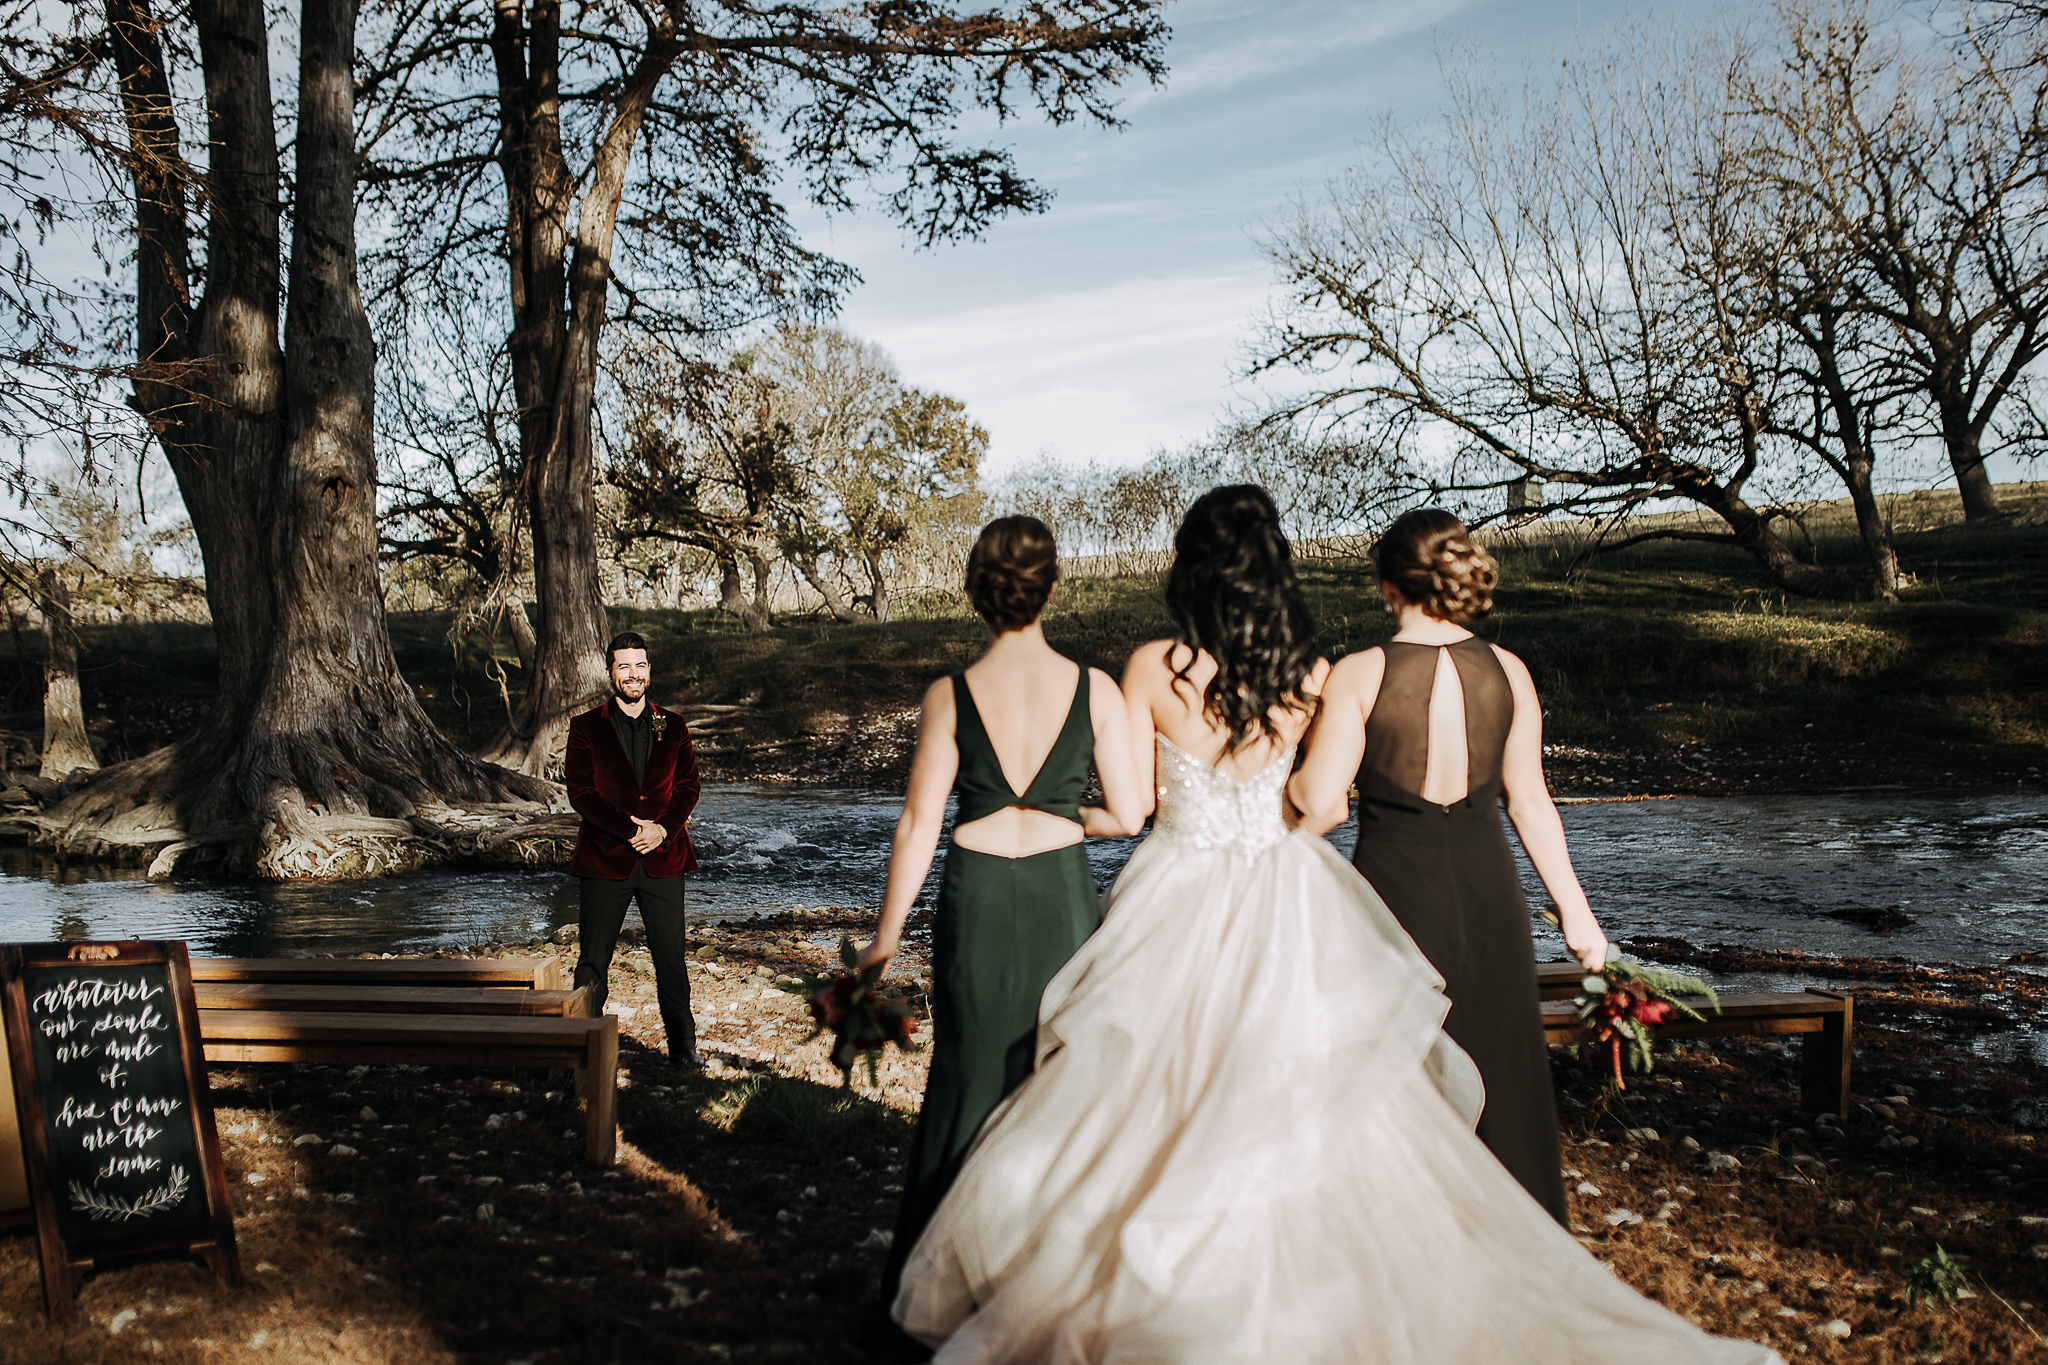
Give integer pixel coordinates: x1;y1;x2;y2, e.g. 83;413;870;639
1151;735;1295;858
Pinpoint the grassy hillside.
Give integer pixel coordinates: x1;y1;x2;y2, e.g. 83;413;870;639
6;482;2044;791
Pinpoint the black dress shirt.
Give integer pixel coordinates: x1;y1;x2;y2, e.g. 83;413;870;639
609;701;653;786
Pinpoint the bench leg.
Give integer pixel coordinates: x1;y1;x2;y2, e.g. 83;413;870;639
1800;991;1852;1121
582;1016;618;1167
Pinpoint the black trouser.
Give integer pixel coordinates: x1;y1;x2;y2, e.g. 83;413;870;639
576;861;695;1058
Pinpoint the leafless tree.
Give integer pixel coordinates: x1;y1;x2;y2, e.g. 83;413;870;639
1255;31;1868;597
1739;1;2048;527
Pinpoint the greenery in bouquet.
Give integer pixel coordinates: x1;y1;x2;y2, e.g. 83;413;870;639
1573;956;1720;1091
804;934;921;1088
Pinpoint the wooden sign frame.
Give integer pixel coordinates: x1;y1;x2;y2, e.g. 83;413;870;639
1;940;240;1317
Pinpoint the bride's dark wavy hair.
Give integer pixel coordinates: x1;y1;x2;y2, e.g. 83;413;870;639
1164;484;1320;752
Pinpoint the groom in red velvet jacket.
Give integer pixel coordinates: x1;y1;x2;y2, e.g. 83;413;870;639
566;632;703;1066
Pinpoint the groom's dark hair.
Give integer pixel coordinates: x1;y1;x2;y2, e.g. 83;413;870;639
605;631;650;667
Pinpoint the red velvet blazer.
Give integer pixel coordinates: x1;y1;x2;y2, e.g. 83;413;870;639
565;700;701;879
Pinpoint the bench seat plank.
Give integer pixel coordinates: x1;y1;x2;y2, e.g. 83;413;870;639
195;983;590;1017
1540;988;1852;1118
198;1010;616;1164
189;957;564;990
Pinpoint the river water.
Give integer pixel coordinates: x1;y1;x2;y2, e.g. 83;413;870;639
0;786;2042;970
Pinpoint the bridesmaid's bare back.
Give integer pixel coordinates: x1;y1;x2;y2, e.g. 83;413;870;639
953;639;1090;857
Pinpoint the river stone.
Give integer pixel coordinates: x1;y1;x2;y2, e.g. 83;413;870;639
1705;1152;1740;1172
551;924;579;945
1820;1320;1852;1339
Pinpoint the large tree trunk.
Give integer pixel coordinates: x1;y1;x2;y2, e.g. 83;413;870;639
62;0;553;877
1838;452;1901;601
1711;495;1858;599
38;570;98;781
1940;415;2007;524
1799;341;1903;600
480;14;684;775
1583;466;1863;599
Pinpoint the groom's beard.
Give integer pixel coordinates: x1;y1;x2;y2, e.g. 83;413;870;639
613;683;648;704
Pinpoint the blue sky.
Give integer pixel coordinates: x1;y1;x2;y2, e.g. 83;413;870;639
796;0;1640;475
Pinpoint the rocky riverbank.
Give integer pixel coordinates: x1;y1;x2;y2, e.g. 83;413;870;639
2;921;2045;1362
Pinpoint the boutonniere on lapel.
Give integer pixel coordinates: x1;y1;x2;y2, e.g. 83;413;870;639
649;709;668;743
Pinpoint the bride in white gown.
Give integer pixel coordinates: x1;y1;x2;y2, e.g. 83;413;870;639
893;486;1779;1364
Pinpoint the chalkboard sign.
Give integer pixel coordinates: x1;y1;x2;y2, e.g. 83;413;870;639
1;941;239;1315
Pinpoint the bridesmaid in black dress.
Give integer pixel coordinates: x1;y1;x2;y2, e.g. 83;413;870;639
1289;508;1609;1226
856;516;1147;1329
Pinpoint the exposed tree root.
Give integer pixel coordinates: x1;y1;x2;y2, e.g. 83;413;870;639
6;707;585;881
0;796;584;881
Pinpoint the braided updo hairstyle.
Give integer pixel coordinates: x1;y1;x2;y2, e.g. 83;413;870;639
1372;508;1499;623
1163;485;1320;752
965;515;1060;631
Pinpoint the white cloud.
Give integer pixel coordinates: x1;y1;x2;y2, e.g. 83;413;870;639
842;270;1279;472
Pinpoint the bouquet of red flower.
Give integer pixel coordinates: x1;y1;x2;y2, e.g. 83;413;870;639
805;935;921;1087
1573;957;1719;1091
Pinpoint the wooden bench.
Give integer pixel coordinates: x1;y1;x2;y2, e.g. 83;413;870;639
189;956;564;990
194;983;591;1017
1540;987;1854;1119
198;1010;619;1165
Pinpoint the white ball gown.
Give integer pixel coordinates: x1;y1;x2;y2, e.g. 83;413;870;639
893;736;1782;1364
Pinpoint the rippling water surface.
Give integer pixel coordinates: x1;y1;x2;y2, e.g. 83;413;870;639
0;786;2040;967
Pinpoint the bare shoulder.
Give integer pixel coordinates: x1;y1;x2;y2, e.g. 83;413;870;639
920;674;957;717
1122;639;1182;690
1301;656;1334;700
1325;645;1387;694
1086;665;1126;700
1125;639;1180;672
1488;643;1537;691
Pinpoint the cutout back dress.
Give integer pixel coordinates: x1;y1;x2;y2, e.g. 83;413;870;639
1350;636;1569;1224
879;665;1102;1301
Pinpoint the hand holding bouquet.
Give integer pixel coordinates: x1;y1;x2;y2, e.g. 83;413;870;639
806;934;921;1087
1573;957;1719;1090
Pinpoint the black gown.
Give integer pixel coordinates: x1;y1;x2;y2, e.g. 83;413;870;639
1349;637;1569;1226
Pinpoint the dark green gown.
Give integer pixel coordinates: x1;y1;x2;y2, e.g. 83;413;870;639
880;665;1101;1302
1349;637;1571;1227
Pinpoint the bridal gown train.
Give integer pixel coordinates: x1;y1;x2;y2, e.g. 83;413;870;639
894;737;1780;1365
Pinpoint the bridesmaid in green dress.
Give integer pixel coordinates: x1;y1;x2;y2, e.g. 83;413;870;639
858;515;1147;1320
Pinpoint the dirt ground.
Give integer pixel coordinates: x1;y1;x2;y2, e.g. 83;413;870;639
3;915;2045;1364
